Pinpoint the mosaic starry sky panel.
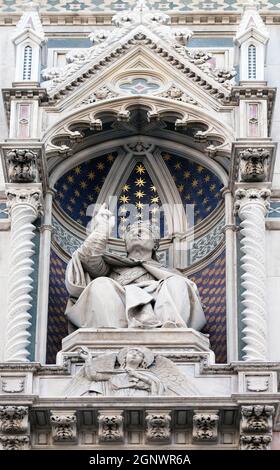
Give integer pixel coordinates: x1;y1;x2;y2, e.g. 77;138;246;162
47;250;68;364
54;152;117;228
47;248;226;363
1;1;280;14
118;162;165;237
162;152;223;225
191;250;227;363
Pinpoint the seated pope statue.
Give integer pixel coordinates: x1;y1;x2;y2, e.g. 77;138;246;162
65;203;206;331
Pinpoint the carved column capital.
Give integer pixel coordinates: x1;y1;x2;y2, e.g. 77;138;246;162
234;187;271;214
193;411;219;442
6;184;43;219
145;411;171;443
7;149;38;183
98;411;124;443
239;148;270;183
50;411;77;443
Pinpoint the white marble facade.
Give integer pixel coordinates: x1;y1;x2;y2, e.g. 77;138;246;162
0;1;279;450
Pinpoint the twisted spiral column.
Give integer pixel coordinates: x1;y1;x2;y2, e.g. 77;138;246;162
235;188;270;361
4;186;42;362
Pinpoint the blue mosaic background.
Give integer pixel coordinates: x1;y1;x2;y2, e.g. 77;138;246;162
162;152;223;225
0;0;279;14
117;162;165;237
47;249;226;363
54;152;117;228
55;151;223;230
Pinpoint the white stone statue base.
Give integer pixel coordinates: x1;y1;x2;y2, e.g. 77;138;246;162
60;328;211;358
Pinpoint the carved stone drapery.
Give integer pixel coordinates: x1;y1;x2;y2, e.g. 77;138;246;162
7;149;37;183
239;148;270;182
192;411;219;442
235;188;270;361
145;412;171;443
4;184;42;362
240;405;274;450
50;411;77;442
98;411;124;443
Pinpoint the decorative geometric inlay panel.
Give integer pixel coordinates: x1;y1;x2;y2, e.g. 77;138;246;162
0;1;278;14
119;78;161;95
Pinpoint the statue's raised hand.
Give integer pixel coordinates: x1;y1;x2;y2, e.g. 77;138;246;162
91;203;115;236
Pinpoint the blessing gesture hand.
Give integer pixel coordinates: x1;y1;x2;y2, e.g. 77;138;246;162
91;203;115;236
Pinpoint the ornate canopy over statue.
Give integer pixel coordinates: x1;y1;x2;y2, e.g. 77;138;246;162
65;204;206;331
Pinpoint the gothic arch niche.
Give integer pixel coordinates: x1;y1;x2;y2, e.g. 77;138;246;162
42;98;233;365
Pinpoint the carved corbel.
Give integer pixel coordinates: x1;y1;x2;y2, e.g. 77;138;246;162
145;412;171;443
7;149;37;183
241;405;274;434
0;406;29;433
239;148;270;182
0;435;30;450
240;405;274;450
50;411;77;443
192;411;219;442
98;411;124;443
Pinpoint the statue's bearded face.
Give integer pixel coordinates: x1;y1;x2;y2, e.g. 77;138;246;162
125;225;155;255
125;349;144;369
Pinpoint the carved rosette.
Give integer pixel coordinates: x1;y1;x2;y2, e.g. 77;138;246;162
0;406;28;433
50;412;77;442
239;148;270;182
240;405;274;450
4;186;43;362
235;188;270;361
7;149;37;183
192;411;219;442
98;411;124;443
146;412;171;443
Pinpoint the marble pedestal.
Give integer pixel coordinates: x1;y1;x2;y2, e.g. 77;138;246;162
59;328;212;362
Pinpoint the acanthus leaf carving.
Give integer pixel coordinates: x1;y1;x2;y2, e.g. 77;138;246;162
98;412;124;443
193;411;219;442
160;85;197;105
0;435;30;450
241;405;274;434
7;149;37;184
0;406;28;433
239;148;270;182
146;412;171;443
50;412;77;442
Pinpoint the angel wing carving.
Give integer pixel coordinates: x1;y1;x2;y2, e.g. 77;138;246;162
150;356;199;396
64;352;117;397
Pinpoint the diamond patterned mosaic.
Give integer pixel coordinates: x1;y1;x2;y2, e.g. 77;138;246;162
1;1;280;14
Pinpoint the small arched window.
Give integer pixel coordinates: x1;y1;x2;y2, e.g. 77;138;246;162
23;45;32;80
248;44;257;80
